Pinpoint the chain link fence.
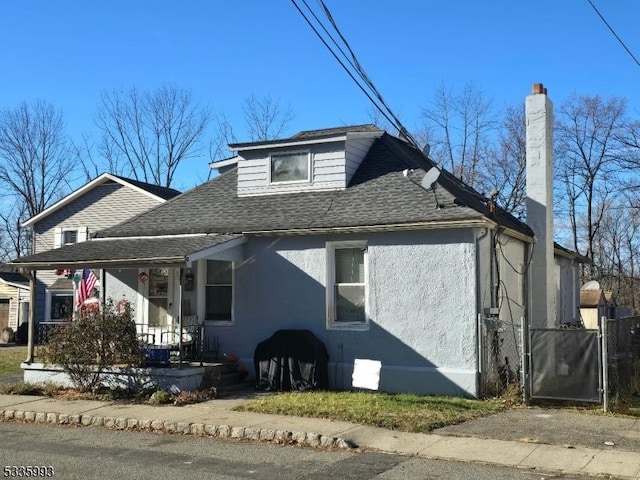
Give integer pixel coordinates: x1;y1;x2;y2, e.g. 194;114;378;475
605;316;640;402
478;315;523;397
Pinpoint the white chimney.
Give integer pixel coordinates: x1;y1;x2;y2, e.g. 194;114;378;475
526;83;555;328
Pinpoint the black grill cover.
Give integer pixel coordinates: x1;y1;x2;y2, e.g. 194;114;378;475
254;329;329;391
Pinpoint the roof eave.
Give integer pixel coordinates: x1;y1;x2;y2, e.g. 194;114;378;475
243;217;532;238
8;256;188;270
229;131;383;152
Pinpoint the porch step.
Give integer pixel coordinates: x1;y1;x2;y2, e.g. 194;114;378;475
201;361;252;396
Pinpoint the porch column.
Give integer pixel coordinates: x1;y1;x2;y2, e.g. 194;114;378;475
21;268;36;363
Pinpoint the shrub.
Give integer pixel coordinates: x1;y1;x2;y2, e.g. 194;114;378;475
42;299;143;393
148;389;172;405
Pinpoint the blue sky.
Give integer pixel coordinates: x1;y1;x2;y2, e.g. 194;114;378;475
1;1;638;190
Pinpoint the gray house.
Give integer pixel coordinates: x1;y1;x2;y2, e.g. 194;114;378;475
20;173;180;326
11;86;583;396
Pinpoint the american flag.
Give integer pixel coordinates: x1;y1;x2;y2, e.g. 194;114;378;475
76;269;98;308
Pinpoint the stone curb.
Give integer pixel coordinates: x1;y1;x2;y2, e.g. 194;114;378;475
0;408;357;450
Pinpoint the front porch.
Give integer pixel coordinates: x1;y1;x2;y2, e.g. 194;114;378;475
21;359;247;395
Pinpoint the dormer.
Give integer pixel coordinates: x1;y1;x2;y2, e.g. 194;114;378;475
228;124;383;197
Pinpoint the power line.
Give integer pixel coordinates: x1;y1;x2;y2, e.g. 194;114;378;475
289;0;419;149
587;0;640;68
316;0;414;142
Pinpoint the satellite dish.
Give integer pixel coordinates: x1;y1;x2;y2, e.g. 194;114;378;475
581;280;601;291
420;165;441;190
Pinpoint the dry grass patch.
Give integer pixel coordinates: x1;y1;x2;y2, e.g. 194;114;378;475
234;390;504;433
0;347;27;375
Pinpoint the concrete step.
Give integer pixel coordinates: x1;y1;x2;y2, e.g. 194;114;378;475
201;361;251;393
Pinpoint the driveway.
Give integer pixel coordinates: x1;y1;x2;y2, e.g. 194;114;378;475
433;405;640;452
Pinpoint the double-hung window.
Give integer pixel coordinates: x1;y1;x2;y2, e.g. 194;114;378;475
205;260;233;322
62;230;78;245
270;152;310;184
48;291;73;321
327;241;368;329
53;227;87;248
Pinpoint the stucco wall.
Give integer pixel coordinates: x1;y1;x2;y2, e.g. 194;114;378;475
209;229;479;396
104;269;138;306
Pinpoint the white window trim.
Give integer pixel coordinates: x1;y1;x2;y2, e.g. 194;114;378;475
268;151;312;185
326;241;369;331
45;289;73;321
54;226;88;248
197;259;235;326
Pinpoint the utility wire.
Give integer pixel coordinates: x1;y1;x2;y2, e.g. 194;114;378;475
289;0;399;132
588;0;640;68
290;0;420;149
316;0;417;146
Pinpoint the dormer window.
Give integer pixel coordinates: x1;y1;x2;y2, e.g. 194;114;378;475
270;152;310;184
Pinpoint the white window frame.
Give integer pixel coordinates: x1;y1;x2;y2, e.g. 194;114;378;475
53;226;88;248
326;241;369;330
62;230;78;245
197;259;234;325
45;290;73;321
269;151;311;185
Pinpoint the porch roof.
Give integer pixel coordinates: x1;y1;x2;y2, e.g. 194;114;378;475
8;234;243;270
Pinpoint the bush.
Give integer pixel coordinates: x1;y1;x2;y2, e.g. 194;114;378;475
1;327;14;343
148;389;172;405
42;299;143;393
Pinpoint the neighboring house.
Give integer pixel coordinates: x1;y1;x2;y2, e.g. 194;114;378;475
11;86;584;396
555;243;588;325
0;270;29;332
580;284;617;329
20;173;181;325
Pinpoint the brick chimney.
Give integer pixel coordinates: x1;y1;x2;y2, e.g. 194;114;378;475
526;83;555;328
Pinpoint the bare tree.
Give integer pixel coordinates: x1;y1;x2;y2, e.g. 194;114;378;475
0;100;72;222
0;200;31;261
593;196;640;313
476;105;527;217
555;94;628;276
95;83;210;187
242;94;295;142
420;82;498;187
205;95;296;182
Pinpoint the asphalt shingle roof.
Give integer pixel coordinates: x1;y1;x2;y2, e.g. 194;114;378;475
96;133;533;239
0;271;29;286
12;234;242;269
9;130;536;269
112;175;182;200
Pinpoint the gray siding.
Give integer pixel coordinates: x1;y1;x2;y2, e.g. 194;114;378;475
496;232;526;324
555;256;580;324
32;181;165;322
236;136;376;196
345;136;376;183
205;229;481;396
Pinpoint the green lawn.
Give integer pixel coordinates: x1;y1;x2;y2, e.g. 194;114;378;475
234;390;505;433
0;347;27;375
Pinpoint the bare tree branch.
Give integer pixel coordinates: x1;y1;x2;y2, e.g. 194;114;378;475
95;83;211;187
0;100;72;220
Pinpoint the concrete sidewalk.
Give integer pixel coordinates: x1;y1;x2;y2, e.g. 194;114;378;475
1;393;639;479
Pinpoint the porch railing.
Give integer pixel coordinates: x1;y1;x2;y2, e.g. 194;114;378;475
136;315;204;365
36;316;204;366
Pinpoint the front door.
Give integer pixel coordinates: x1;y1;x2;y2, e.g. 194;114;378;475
148;268;169;329
0;299;9;332
138;268;177;345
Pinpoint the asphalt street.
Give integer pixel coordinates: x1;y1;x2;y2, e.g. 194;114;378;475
0;422;592;480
